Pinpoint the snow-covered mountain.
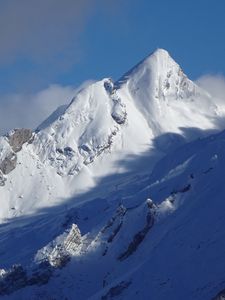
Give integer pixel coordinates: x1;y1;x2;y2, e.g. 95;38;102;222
0;49;225;300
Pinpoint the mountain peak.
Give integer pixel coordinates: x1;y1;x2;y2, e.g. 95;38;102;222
148;48;170;60
114;48;211;135
116;47;197;105
116;48;179;88
142;47;179;76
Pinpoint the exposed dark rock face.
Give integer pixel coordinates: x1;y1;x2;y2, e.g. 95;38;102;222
101;206;127;235
48;247;71;268
111;108;127;125
0;265;27;295
7;129;33;153
100;206;126;256
0;170;6;186
0;152;17;175
102;281;131;300
118;210;155;261
107;222;123;243
80;128;119;166
104;79;127;125
171;184;191;195
0;224;82;296
0;129;33;177
0;263;53;296
37;224;82;269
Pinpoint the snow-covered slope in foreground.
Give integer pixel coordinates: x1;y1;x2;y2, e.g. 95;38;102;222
0;49;225;299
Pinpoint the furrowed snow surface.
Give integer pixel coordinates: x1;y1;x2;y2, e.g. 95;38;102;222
0;49;225;300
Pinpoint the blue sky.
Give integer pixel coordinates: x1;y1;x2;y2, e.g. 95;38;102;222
1;0;225;93
0;0;225;132
78;0;225;84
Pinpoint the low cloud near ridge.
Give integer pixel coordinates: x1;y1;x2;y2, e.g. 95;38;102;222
196;74;225;104
0;81;94;135
1;74;225;135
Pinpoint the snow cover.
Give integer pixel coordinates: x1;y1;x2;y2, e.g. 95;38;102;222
0;49;225;299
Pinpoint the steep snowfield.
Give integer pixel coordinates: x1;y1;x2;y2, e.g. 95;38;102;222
117;49;222;134
0;49;225;299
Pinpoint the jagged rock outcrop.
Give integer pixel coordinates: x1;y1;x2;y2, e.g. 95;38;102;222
7;128;33;152
118;203;155;261
0;265;27;295
102;281;131;300
0;263;53;296
79;127;119;166
36;223;82;268
104;79;127;125
0;170;6;186
0;150;17;175
0;129;33;177
0;224;82;296
97;205;127;256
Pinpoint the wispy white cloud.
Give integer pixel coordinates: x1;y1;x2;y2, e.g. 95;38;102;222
0;81;94;135
0;0;128;92
196;74;225;104
0;0;130;134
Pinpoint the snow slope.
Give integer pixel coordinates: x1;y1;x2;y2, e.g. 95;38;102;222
0;49;225;299
1;49;224;220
